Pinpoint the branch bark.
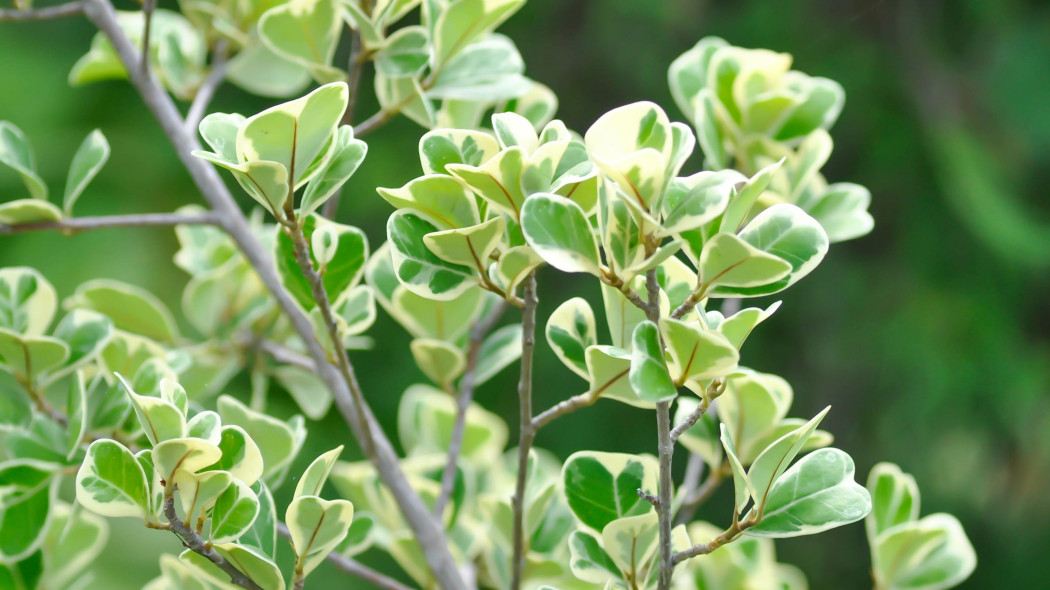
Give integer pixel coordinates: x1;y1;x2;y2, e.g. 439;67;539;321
163;497;263;590
0;212;220;235
434;300;508;517
0;1;82;21
79;1;466;587
509;271;538;590
185;40;230;133
671;518;755;565
647;267;674;590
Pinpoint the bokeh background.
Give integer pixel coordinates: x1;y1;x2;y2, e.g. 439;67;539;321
2;0;1049;587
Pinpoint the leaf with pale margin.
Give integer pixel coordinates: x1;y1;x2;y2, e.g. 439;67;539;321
866;462;921;541
387;210;477;300
748;448;870;537
286;495;354;577
431;0;525;69
0;121;47;199
300;126;368;217
871;514;976;590
63;129;110;216
75;439;149;519
747;406;830;511
562;451;658;532
66;279;179;343
545;297;597;379
0;267;57;336
521;193;601;275
210;479;260;544
629;321;676;403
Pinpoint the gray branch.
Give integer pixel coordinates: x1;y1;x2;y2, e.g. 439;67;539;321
79;1;466;587
185;40;230;133
0;212;220;235
509;272;538;590
434;300;508;517
0;1;82;21
163;498;263;590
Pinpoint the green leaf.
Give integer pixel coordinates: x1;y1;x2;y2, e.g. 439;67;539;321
207;425;264;487
374;72;436;128
0;461;55;562
0;121;47;199
659;169;741;236
0;329;69;382
423;216;506;269
272;365;334;420
375;26;430;78
396;385;507;460
0;267;56;336
775;77;845;141
153;437;223;483
216;396;304;485
238;81;348;189
520;193;601;275
585;344;651;409
48;309;113;382
75;439;149;518
300;126;368;217
567;530;620;584
65;372;89;459
225;32;312;98
117;374;186;445
258;0;342;75
431;0;525;69
545;297;597;379
172;469;232;523
410;339;466;389
494;244;543;297
692;90;728;169
808;182;874;243
697;231;791;290
718;156;783;236
717;370;792;463
66;279;179;343
719;424;750;514
660;317;739;384
747;406;830;511
185;544;287;590
377;174;480;230
492;112;539;152
63;129;110;216
240;481;277;558
584;101;673;210
286;495;354;577
871;514;976;590
713;204;829;297
715;300;781;349
668;37;728;120
0;199;63;225
629;321;676;403
419;128;501;175
294;446;344;498
43;502;109;588
387;210;477;300
210;479;261;544
474;323;522;386
274;214;368;309
748;448;870;537
508;80;559;130
562;451;658;532
866;462;921;542
428;33;530;101
446;147;527;220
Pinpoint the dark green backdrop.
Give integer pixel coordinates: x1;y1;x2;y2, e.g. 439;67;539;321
2;0;1048;587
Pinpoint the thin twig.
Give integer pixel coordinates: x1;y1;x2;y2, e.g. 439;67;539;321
256;340;314;371
163;498;263;590
671;518;756;565
139;0;154;75
0;212;220;235
323;27;367;219
276;523;414;590
0;1;82;20
675;464;725;526
670;400;708;446
80;1;466;586
352;108;397;138
600;272;649;313
284;217;375;454
638;489;660;506
185;40;230;133
531;388;601;430
509;271;538;590
670;282;706;320
434;300;509;517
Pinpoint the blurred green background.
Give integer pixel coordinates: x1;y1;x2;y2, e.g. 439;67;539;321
3;0;1049;588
